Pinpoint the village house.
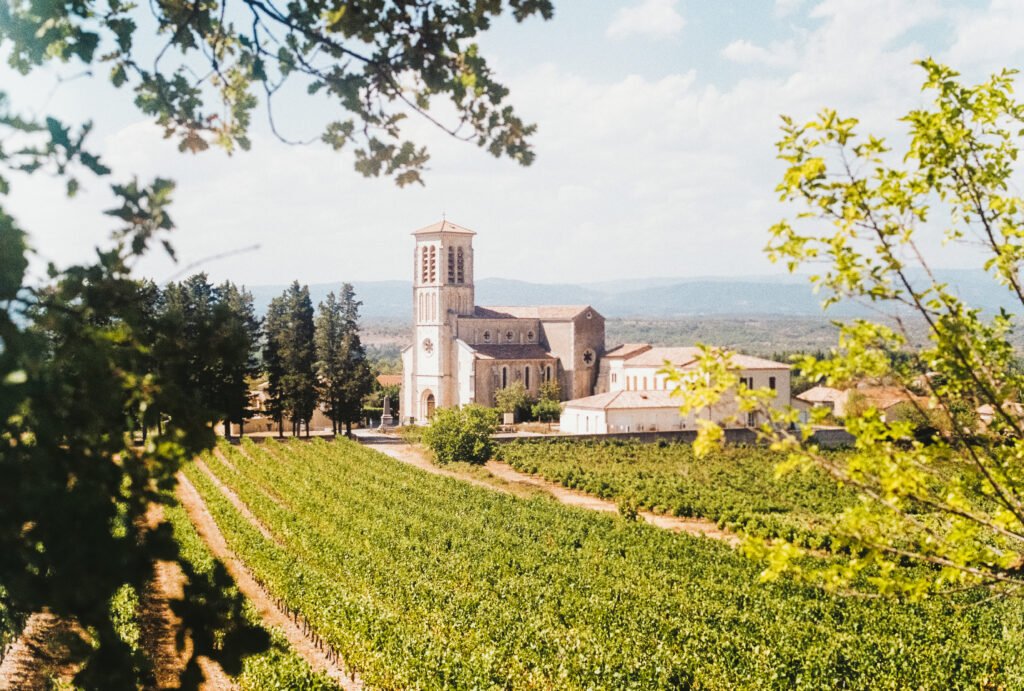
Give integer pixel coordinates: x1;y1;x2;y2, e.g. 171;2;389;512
559;346;791;434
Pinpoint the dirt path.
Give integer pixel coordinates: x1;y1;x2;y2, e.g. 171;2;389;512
176;472;361;690
139;503;237;691
362;437;738;545
484;460;739;544
0;612;85;690
213;447;238;472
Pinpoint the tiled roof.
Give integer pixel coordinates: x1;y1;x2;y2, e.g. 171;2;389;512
470;344;556;361
412;219;476;236
623;346;703;367
853;386;927;411
603;343;652;359
797;386;845;404
481;305;597;321
622;347;790;370
562;390;680;410
469;306;534;320
376;374;402;387
728;354;792;370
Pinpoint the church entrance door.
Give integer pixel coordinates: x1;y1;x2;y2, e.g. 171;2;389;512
423;392;436;420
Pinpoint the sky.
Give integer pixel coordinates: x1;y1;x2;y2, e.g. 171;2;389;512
5;0;1024;287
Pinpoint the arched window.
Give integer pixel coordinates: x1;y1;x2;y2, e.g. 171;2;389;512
456;247;465;284
421;247;429;283
447;247;455;283
545;365;552;383
501;367;508;389
527;330;535;342
483;330;491;343
525;366;530;390
428;246;437;283
506;330;515;343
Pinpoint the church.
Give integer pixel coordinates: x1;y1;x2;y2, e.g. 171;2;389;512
400;219;793;429
401;220;606;423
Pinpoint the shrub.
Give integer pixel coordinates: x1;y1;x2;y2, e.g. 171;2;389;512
617;496;640;522
494;382;534;421
531;398;562;423
422;405;500;464
538;379;561;402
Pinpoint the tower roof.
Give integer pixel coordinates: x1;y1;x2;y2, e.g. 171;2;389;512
412;219;476;236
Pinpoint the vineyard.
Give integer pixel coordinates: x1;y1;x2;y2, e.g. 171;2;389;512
164;500;339;689
180;437;1024;689
496;439;856;547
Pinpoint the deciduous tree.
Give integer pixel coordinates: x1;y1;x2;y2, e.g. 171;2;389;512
671;61;1024;600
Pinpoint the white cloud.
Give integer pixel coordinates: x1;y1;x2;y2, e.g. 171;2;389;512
721;39;797;68
946;0;1024;67
606;0;685;41
774;0;805;17
6;0;1022;286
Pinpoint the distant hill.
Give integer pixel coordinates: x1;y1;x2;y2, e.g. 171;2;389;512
248;270;1016;320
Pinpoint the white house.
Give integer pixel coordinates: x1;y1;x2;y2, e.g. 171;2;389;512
560;346;791;434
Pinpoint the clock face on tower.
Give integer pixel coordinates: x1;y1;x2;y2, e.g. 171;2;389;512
423;338;434;355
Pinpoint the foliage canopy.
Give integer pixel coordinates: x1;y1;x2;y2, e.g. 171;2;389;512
671;60;1024;600
422;404;499;464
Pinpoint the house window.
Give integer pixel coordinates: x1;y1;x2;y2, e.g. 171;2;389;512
525;366;530;390
769;376;776;390
502;367;508;388
611;373;617;384
747;412;756;427
456;247;465;283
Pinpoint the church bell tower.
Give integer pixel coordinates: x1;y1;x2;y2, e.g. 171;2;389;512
407;219;475;422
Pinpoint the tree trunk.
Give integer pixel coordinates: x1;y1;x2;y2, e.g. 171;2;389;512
277;415;283;439
224;418;231;439
345;420;352;438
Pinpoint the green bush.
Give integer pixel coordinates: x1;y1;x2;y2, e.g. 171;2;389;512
422;405;500;464
531;398;562;423
494;382;534;421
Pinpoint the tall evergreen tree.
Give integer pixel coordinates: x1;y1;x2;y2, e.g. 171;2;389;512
269;282;317;436
214;282;262;437
336;283;374;437
263;295;288;438
156;274;221;435
315;292;345;435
